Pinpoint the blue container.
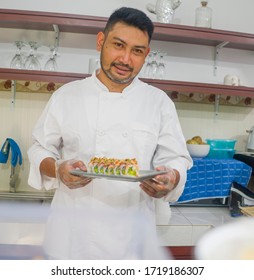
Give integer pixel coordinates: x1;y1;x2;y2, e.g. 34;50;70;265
206;139;237;149
207;148;235;159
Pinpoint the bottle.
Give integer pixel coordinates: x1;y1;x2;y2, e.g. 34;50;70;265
195;0;212;28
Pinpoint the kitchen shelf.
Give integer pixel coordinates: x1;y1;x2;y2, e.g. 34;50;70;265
0;68;89;84
1;9;254;99
1;9;254;50
1;68;254;99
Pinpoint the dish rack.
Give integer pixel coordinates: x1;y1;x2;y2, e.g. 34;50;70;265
240;206;254;217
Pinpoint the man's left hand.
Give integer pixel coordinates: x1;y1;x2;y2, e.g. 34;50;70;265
140;166;179;198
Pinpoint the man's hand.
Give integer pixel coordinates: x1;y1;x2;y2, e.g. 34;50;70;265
56;159;92;189
139;166;179;198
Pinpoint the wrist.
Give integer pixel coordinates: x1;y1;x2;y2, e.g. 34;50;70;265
172;169;180;188
40;157;57;178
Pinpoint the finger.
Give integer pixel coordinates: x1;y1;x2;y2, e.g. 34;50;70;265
140;183;156;197
72;161;87;170
62;171;91;184
141;180;170;197
153;175;170;186
140;183;167;198
140;181;157;196
67;178;92;189
142;179;165;191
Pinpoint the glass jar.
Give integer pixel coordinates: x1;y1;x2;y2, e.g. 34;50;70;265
195;1;212;28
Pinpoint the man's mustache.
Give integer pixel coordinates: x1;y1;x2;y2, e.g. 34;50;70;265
112;62;133;71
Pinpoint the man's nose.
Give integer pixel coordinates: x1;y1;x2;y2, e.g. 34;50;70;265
119;50;131;64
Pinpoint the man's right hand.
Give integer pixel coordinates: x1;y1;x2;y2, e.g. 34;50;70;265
55;159;92;189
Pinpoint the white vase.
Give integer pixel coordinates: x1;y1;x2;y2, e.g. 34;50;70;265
146;0;182;24
156;0;174;23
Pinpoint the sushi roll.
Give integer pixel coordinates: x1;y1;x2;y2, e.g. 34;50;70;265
88;157;139;177
113;160;122;176
121;158;139;177
88;156;98;173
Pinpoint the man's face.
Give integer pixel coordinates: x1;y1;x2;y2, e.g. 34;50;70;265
96;22;150;87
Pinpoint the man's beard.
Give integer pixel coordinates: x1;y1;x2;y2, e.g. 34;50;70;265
101;61;136;85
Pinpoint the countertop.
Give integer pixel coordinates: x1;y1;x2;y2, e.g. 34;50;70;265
0;203;236;260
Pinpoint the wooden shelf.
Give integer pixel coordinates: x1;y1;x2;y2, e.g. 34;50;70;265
147;78;254;98
1;9;254;50
0;68;88;84
1;9;254;99
1;68;254;98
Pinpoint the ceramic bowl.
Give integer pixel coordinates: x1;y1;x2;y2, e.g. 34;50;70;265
187;143;210;158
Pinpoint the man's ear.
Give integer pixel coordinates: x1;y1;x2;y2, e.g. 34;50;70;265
96;32;105;51
145;47;151;59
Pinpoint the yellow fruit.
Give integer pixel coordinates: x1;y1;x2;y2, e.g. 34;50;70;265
192;136;203;144
187;139;198;144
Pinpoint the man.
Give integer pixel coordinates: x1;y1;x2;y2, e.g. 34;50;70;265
28;7;192;259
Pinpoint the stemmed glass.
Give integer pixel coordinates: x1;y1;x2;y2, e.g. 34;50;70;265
143;52;153;78
10;41;25;69
44;46;58;71
150;51;158;78
156;52;166;79
24;41;41;70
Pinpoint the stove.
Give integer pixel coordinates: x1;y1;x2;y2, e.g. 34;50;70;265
235;151;254;157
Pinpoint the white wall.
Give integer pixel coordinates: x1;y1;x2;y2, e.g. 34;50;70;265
0;0;254;192
1;0;254;33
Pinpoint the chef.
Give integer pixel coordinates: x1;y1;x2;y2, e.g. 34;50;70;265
28;7;192;259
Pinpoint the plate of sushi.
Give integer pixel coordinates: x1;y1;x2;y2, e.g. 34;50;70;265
70;156;167;182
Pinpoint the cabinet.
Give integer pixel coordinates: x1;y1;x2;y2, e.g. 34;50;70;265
1;8;254;99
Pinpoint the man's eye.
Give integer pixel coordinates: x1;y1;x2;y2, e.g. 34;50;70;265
133;49;144;55
114;42;123;48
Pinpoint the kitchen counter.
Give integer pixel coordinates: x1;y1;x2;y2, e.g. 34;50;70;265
157;205;236;247
0;201;237;260
0;191;53;201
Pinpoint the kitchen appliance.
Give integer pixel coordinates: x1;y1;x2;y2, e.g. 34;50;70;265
247;126;254;152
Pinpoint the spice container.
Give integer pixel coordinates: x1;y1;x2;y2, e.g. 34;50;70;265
195;0;212;28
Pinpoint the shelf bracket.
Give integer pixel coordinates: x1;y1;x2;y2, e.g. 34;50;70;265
53;24;60;51
214;41;229;76
11;80;16;108
214;94;220;117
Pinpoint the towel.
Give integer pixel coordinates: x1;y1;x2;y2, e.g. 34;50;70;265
0;139;10;164
0;138;22;167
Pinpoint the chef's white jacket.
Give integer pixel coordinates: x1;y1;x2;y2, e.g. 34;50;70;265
28;73;192;259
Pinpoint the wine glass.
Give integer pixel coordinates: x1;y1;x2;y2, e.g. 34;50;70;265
24;41;41;70
156;52;166;79
150;51;158;78
44;47;58;71
10;41;25;69
143;52;153;78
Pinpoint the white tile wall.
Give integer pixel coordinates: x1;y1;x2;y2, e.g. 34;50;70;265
0;91;51;192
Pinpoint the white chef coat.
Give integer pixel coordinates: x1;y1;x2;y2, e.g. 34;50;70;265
28;73;192;259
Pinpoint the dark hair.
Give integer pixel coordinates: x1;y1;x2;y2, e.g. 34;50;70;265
104;7;154;43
